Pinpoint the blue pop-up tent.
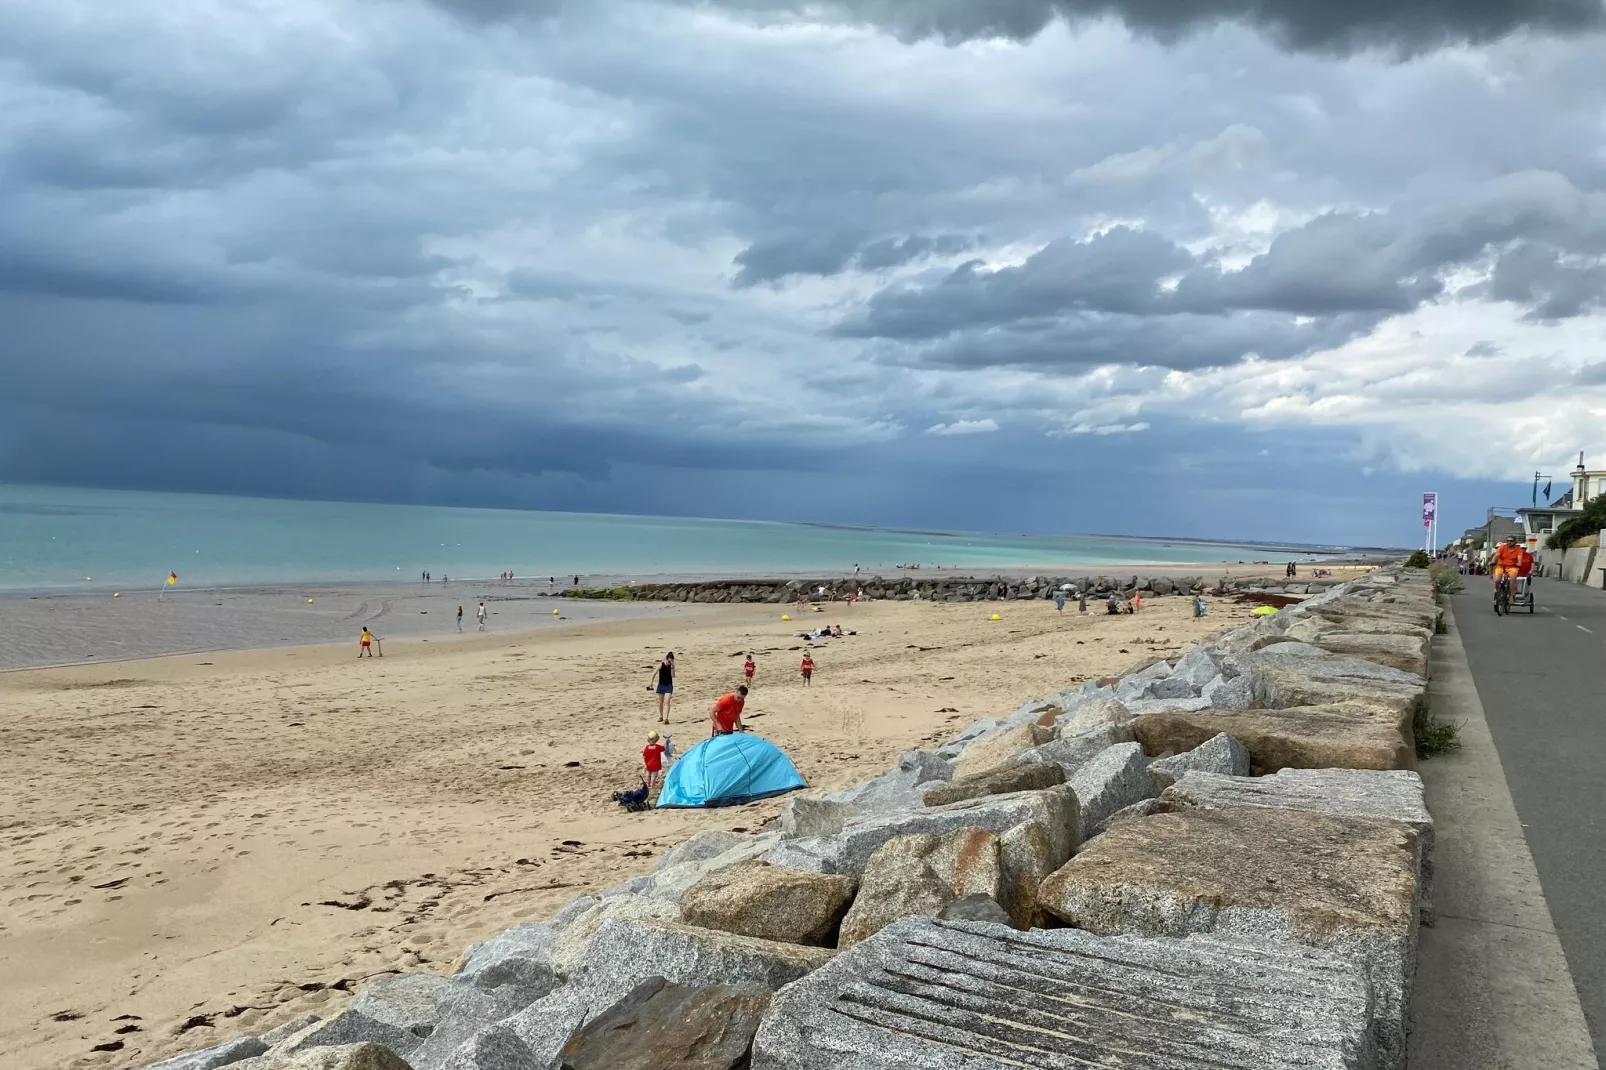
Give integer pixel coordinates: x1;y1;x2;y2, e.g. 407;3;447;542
656;732;807;808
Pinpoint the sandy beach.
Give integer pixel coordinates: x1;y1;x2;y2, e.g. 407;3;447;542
0;578;1320;1069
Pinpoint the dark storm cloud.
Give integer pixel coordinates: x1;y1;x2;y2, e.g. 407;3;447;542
838;227;1192;339
731;231;976;286
892;309;1378;373
426;0;1606;53
842;171;1606;371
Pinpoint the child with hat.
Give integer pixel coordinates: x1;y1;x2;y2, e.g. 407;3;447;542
643;731;667;793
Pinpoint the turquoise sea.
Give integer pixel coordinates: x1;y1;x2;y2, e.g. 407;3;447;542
0;485;1346;593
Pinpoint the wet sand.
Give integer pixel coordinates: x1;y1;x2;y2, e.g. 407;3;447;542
0;563;1373;672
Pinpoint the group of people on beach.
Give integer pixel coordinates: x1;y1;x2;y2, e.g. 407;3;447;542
638;646;818;789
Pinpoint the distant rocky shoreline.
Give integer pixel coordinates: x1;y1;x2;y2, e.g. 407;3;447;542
559;571;1348;603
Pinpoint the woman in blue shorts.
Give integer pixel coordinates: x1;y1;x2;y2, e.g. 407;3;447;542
651;652;675;724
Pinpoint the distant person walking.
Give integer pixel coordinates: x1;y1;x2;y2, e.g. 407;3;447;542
1079;585;1088;615
476;602;488;630
456;604;464;631
1133;592;1142;612
359;626;374;658
743;653;756;685
1193;595;1206;618
1055;591;1066;613
800;653;814;686
652;652;676;724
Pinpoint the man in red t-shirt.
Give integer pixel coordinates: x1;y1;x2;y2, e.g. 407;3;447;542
711;686;748;736
642;730;667;792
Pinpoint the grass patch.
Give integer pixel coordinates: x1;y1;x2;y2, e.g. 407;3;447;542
1405;549;1432;569
1414;706;1463;759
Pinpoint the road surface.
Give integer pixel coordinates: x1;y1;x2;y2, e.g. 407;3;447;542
1451;573;1606;1059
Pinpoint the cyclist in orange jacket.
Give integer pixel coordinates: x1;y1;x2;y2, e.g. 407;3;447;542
1490;536;1525;608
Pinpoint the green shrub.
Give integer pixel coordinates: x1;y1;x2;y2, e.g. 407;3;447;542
1427;562;1463;594
1415;711;1462;759
1549;492;1606;549
1405;549;1431;569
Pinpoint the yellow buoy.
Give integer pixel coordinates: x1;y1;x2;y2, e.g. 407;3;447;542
781;614;791;621
990;613;1002;621
307;598;314;604
553;608;561;616
113;592;120;598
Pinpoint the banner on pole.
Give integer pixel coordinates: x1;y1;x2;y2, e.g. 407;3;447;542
1422;492;1437;528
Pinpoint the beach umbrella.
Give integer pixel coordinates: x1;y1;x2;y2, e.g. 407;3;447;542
1251;605;1279;616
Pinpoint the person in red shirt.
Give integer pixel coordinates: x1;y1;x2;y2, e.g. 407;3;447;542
743;653;756;684
711;686;747;736
800;653;814;686
642;730;667;792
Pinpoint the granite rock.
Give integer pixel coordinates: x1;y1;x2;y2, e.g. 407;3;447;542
749;917;1378;1070
778;798;860;840
557;977;769;1070
824;750;953;811
1131;705;1415;774
145;1037;268;1070
1147;732;1251;793
937;893;1014;925
1039;804;1417;1068
1016;722;1134;779
829;784;1079;877
1052;696;1131;737
550;894;679;977
459;923;557;987
680;862;856;947
277;1011;423;1059
1068;742;1154;840
1163;768;1435;924
1308;633;1430;677
1200;673;1256;709
838;828;1004;947
654;831;754;872
349;974;447;1038
239;1045;415;1070
950;720;1057;779
920;760;1063;806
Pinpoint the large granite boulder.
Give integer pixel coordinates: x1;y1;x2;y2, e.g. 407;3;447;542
1163;768;1435;924
997;819;1062;929
778;798;859;840
654;830;755;871
1131;705;1415;774
1068;742;1154;841
1307;633;1430;677
680;862;857;947
750;917;1378;1070
921;759;1063;806
551;894;680;976
1052;696;1131;737
146;1038;269;1070
823;750;953;812
838;828;1004;947
1147;732;1251;793
348;974;448;1038
950;719;1057;779
274;1011;422;1060
767;784;1078;878
1038;805;1418;1067
1016;722;1133;779
239;1045;413;1070
556;977;769;1070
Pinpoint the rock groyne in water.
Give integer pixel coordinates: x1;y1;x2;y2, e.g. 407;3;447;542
561;573;1348;603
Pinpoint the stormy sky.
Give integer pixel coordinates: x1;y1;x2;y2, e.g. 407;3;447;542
3;0;1604;545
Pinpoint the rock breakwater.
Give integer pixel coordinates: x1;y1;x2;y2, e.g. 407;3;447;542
149;564;1440;1070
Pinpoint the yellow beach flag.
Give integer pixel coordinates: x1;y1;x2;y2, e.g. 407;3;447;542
167;571;178;586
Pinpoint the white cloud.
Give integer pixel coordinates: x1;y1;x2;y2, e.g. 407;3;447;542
926;418;1000;435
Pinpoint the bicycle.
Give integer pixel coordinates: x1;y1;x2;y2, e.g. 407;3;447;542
1493;575;1510;616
